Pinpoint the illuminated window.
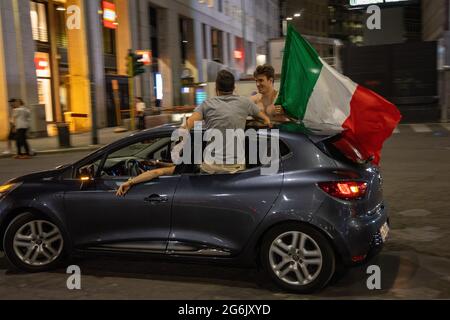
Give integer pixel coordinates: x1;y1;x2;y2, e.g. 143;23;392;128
30;1;48;43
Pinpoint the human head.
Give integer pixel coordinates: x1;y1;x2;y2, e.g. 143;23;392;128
136;97;143;102
254;64;275;95
215;70;235;96
8;98;19;108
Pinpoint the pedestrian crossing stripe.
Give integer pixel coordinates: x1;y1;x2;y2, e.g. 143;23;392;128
442;123;450;132
411;124;432;133
393;124;450;134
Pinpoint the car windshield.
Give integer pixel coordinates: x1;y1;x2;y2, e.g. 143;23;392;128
108;138;162;159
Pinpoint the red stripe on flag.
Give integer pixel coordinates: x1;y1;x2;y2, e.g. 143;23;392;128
340;85;402;166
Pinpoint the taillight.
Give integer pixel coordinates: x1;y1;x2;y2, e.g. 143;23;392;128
318;181;368;200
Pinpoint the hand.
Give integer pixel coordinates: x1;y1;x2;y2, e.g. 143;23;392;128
274;105;284;115
116;181;132;197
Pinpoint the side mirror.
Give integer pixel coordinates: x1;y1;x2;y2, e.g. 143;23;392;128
79;176;94;190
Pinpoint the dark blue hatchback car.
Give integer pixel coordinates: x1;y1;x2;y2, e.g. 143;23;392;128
0;123;389;293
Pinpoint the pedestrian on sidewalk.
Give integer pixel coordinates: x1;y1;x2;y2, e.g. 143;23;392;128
12;99;32;159
2;99;17;155
136;97;146;130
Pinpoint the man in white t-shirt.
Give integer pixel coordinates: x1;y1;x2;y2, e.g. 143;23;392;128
136;97;146;130
12;99;32;159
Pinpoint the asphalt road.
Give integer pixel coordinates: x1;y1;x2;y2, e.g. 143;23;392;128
0;126;449;299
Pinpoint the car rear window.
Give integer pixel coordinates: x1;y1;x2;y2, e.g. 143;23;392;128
316;135;367;167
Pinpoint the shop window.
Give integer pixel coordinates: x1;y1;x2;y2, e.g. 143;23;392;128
211;28;223;63
30;1;49;43
103;27;116;55
54;4;68;48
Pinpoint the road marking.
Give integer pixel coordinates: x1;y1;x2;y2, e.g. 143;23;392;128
441;123;450;131
411;124;432;133
393;127;400;134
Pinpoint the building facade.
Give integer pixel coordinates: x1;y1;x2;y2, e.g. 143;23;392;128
328;0;364;46
0;0;280;140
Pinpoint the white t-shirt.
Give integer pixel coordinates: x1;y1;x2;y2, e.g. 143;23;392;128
136;102;146;113
13;107;31;129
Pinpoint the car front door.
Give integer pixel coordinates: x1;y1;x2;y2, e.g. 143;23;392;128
63;136;181;254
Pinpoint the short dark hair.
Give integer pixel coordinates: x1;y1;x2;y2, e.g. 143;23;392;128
216;70;235;94
254;64;275;81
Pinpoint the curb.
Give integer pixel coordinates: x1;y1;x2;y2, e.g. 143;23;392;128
0;145;103;159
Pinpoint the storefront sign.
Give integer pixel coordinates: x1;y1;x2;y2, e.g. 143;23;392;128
234;50;243;59
136;50;152;65
103;1;117;29
34;52;51;78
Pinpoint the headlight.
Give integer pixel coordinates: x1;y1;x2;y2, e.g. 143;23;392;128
0;182;22;198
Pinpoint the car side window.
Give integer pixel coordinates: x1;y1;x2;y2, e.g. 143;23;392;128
100;137;173;178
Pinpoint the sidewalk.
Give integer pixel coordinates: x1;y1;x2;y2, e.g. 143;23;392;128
0;127;133;159
0;110;194;159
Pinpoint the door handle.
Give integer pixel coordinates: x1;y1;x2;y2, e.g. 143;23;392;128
144;194;169;203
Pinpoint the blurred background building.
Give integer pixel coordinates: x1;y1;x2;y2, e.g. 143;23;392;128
0;0;280;139
0;0;449;141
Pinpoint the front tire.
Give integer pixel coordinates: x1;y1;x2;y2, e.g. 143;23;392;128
260;223;336;294
3;213;67;272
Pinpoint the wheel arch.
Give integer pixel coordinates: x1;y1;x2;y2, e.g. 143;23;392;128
0;207;72;252
252;219;345;268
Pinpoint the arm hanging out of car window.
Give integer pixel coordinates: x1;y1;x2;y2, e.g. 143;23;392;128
116;166;177;197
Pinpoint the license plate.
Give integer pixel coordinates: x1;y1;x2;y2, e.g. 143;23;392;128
380;222;390;243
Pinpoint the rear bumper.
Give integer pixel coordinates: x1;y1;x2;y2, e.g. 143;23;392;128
315;201;389;266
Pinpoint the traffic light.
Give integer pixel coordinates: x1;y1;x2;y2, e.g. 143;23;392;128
127;50;146;77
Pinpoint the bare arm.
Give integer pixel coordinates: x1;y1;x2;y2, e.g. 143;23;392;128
116;166;176;196
254;111;272;127
183;112;203;131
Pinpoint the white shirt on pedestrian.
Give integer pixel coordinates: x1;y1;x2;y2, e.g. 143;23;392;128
13;106;31;129
136;102;146;113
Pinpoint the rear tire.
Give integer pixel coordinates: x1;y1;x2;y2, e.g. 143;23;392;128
260;223;336;294
3;213;68;273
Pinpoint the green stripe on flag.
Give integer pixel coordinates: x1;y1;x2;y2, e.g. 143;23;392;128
275;24;323;120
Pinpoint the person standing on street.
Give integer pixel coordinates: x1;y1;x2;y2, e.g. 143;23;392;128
2;99;17;155
136;97;146;130
12;99;32;159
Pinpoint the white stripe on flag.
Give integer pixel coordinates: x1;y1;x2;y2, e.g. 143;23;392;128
303;58;357;126
411;124;432;133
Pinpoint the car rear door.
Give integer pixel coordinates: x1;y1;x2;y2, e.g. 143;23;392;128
169;133;284;256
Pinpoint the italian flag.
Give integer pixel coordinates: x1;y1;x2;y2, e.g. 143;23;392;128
275;25;402;165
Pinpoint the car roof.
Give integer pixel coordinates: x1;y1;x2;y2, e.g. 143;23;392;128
129;121;342;140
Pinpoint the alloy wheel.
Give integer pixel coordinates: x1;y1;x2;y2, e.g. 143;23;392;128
12;220;64;267
269;231;323;286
